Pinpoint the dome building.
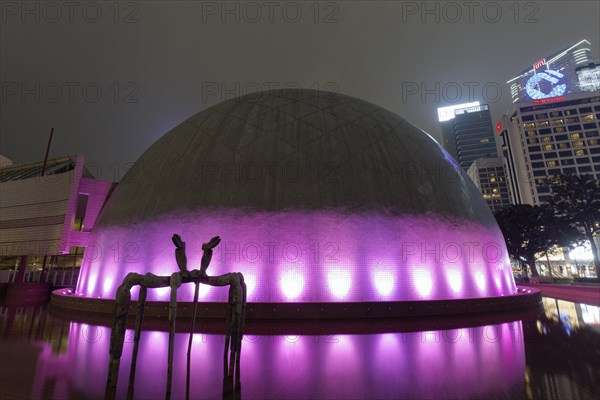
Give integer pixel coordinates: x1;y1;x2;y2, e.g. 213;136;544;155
75;89;517;310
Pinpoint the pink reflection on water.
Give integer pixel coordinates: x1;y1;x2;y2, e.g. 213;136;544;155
78;211;516;302
24;321;527;399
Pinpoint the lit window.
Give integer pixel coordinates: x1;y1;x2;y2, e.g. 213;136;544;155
538;121;550;127
543;144;554;151
558;143;570;149
490;178;497;183
480;139;489;143
551;119;564;125
570;133;581;140
589;139;599;146
541;136;552;143
581;114;595;122
527;130;536;136
573;141;584;148
524;122;536;129
546;161;557;167
575;149;586;156
528;138;538;144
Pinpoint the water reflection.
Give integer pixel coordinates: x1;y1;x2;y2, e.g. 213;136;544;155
0;298;598;399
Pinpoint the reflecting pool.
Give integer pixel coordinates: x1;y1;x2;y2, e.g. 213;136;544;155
0;298;598;399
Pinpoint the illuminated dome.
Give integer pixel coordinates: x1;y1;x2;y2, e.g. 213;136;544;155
77;89;516;304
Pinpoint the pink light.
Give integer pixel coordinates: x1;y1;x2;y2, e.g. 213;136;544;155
155;287;170;300
78;211;517;303
327;268;352;299
86;273;97;295
102;276;114;297
372;268;395;297
413;268;433;298
243;273;256;300
474;271;486;293
279;267;304;300
445;269;462;294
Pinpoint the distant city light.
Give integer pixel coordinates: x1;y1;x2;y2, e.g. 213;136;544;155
437;101;480;122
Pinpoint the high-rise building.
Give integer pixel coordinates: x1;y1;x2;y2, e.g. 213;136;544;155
499;92;600;204
466;157;511;211
437;102;499;171
500;40;600;205
507;39;594;104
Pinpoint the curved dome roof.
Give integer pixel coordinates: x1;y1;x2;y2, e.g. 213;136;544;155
98;89;490;227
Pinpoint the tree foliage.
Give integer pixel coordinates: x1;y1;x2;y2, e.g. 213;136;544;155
548;174;600;270
494;204;572;277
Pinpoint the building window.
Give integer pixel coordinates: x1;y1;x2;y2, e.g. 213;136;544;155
550;111;563;117
561;158;575;166
543;144;554;151
528;138;539;144
570;133;582;140
546;161;557;167
551;119;564;125
575;149;587;156
541;136;552;143
526;130;536;136
538;121;550;127
565;117;579;124
554;127;566;133
589;139;599;146
581;114;595;122
586;131;599;137
524;122;535;129
573;141;585;148
558;143;571;149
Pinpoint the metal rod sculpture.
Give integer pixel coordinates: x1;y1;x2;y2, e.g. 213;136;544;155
107;234;247;396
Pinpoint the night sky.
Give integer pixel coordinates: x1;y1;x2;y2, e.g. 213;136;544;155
1;1;599;180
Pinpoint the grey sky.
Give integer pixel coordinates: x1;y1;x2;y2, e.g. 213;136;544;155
1;1;599;181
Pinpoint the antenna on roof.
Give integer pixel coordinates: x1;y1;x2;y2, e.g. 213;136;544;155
41;127;54;176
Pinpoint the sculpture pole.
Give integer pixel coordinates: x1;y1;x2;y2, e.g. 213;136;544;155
106;234;247;396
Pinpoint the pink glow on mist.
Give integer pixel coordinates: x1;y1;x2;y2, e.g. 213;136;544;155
77;211;516;302
327;268;352;299
279;266;305;300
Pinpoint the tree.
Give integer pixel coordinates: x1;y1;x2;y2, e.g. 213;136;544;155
494;204;571;277
548;174;600;272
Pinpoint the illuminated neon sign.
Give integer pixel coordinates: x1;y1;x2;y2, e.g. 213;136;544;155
533;96;565;104
525;70;566;100
533;59;546;71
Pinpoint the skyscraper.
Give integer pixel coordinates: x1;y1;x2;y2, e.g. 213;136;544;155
500;40;600;205
437;103;499;171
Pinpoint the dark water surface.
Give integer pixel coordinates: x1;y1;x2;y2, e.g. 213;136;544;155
0;297;598;400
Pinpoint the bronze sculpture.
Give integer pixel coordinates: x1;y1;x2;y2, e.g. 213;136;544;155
107;234;246;396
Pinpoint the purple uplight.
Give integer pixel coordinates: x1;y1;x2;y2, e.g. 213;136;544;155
77;211;516;303
327;267;352;299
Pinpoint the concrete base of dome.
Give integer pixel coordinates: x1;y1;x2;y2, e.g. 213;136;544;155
51;287;541;320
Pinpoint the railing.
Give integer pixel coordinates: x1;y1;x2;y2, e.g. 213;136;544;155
0;269;79;286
